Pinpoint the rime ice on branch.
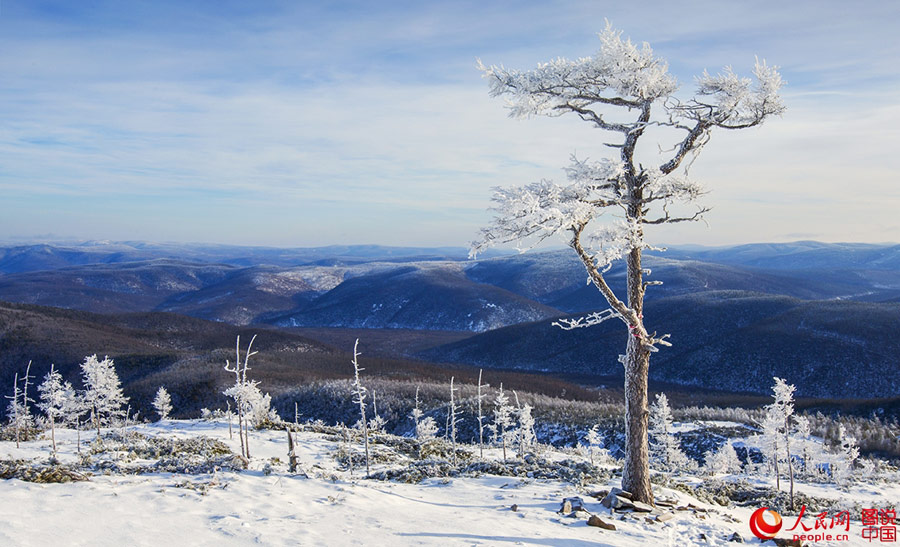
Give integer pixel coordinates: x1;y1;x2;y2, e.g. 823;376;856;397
472;23;784;504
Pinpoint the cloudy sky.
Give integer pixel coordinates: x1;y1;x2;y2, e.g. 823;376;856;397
1;0;898;248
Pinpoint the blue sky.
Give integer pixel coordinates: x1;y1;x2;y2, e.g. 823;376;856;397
1;0;899;247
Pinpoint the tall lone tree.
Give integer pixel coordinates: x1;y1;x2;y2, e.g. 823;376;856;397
472;23;784;504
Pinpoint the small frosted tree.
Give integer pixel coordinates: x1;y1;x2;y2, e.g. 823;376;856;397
80;355;128;437
792;415;817;478
6;373;26;448
585;423;604;465
38;364;75;455
368;389;385;433
649;393;691;472
704;441;742;475
513;391;536;458
831;424;859;485
410;386;424;431
410;387;438;457
152;387;173;421
492;383;515;460
472;23;784;504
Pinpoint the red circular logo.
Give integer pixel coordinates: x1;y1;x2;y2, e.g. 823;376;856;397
749;507;783;540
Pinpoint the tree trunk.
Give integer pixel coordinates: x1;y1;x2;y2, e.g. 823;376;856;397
622;334;654;504
785;426;794;510
621;246;654;505
243;416;251;459
50;415;57;456
94;404;101;439
237;407;246;458
773;439;780;490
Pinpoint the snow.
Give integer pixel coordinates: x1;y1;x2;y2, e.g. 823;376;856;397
1;420;897;546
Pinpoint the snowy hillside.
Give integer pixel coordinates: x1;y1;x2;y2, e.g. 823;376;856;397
1;420;897;546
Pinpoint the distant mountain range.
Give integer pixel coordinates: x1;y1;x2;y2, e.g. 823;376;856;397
419;290;900;399
0;241;504;274
1;240;898;399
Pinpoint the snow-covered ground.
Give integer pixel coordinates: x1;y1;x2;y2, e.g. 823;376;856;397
1;421;896;546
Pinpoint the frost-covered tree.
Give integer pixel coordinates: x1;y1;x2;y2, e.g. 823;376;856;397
792;415;818;478
416;415;438;443
448;377;461;465
513;391;536;458
368;389;385;433
223;335;269;459
492;383;515;460
704;441;742;475
80;355;128;437
770;377;797;507
152;387;173;421
349;339;370;475
831;424;859;485
410;386;423;430
6;373;25;448
38;364;75;455
649;393;691;472
6;362;37;448
411;387;438;457
471;23;784;504
585;423;604;465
